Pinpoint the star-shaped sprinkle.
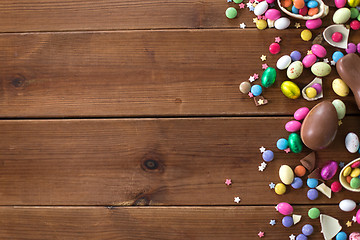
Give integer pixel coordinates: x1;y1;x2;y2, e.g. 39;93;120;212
249;0;255;3
331;60;336;66
270;219;276;226
227;0;232;2
240;23;246;29
346;220;352;227
258;231;265;238
295;23;301;28
249;76;255;82
275;205;278;211
249;5;255;11
239;3;245;8
289;234;296;240
307;50;313;55
353;216;357;222
259;146;266;153
253;73;259;80
262;64;268;69
253;17;258;23
258;99;265;105
247;2;253;8
258;165;265;172
254;0;259;3
261;162;267;168
234;196;241;203
260;55;267;61
225;179;232;185
269;182;275;189
248;92;254;98
339;162;345;168
338;120;343;126
323;58;329;63
284;148;290;153
275;37;281;43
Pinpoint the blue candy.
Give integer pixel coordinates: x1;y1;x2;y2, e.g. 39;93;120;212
332;51;344;63
277;138;288;150
262;150;274;162
291;177;303;189
292;5;299;14
307;189;318;200
302;224;314;236
290;51;302;61
282;216;293;228
307;0;318;8
251;84;262;96
296;234;308;240
307;178;318;188
336;232;347;240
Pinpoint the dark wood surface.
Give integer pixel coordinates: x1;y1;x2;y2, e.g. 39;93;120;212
0;0;359;239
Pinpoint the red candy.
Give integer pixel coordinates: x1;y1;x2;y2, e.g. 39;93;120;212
332;32;343;42
269;43;281;54
350;20;360;31
351;160;360;168
331;181;342;192
299;6;308;16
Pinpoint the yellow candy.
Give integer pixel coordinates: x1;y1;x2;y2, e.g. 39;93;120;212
348;0;360;7
332;78;349;97
305;87;317;98
256;19;268;30
301;30;312;41
343;166;352;177
281;81;301;99
275;183;286;195
350;168;360;178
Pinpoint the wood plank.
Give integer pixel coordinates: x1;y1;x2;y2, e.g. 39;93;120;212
0;30;359;118
0;206;358;239
0;117;359;205
0;1;342;32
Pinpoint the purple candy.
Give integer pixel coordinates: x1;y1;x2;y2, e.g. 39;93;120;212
282;216;294;227
291;177;303;189
290;51;302;61
307;189;318;200
311;83;322;94
296;234;308;240
262;150;274;162
302;224;314;236
346;43;357;54
321;160;338;180
357;43;360;53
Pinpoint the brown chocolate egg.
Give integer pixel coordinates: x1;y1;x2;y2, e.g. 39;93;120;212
300;101;338;150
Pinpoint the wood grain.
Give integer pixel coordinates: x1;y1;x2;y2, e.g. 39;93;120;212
0;206;358;239
0;117;358;205
0;29;359;118
0;1;343;32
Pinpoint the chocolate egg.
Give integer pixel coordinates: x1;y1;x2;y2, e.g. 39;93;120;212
320;160;338;180
300;101;338;150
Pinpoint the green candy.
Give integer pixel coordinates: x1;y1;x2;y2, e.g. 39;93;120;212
308;208;320;219
233;0;243;3
288;133;303;153
261;67;277;88
358;14;360;21
225;7;237;19
350;8;359;19
350;177;360;189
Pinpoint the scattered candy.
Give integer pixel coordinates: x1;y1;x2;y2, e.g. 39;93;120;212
260;55;267;61
281;81;300;99
234;196;241;203
270;219;276;226
302;224;314;236
316;183;332;198
345;132;359;153
261;67;277;87
279;165;295;185
307;188;318;200
294;165;306;177
258;231;265;238
239;81;252;94
282;216;294;227
277;138;289;150
277;202;294;215
251;85;263;96
321;161;339;180
332;78;350;97
332;32;343;42
339;199;356;212
296;234;308;240
290;51;302;61
320;214;342;240
291;177;303;189
336;231;347;240
226;7;238;19
308;208;320;219
300;152;316;172
292;214;302;225
225;179;232;185
262;150;274;162
294;107;309;121
269;182;276;189
287;61;304;79
307;178;318;188
288;133;303;153
331;181;342;192
269;43;281;54
275;183;287;195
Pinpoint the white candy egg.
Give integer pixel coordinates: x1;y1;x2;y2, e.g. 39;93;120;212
339;199;356;212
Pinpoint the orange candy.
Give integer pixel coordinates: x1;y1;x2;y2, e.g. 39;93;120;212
308;7;319;16
346;176;352;184
294;0;305;9
281;0;292;8
294;165;306;177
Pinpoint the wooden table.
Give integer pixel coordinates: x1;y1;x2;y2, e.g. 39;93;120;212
0;1;359;239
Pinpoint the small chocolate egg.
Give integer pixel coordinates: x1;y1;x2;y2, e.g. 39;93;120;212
279;165;295;185
287;61;304;79
311;62;331;77
332;78;349;97
332;99;346;120
277;202;293;215
356;209;360;223
285;120;302;132
288;133;303;153
321;160;338;180
239;81;251;94
281;81;301;99
261;67;277;87
300;101;338;150
345;132;360;153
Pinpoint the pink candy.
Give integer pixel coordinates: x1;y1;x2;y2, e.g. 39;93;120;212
285;120;302;132
269;43;281;54
312;83;322;94
277;202;293;215
306;18;322;29
347;43;357;54
357;209;360;225
302;54;317;68
350;232;360;240
265;9;281;20
350;20;360;31
334;0;346;8
299;6;308;16
331;181;342;192
332;32;343;42
320;161;338;180
311;44;327;58
351;160;360;168
294;107;309;121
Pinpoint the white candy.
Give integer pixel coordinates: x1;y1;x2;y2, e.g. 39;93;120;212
345;132;360;153
339;199;356;212
274;17;290;30
276;55;292;70
254;1;269;16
